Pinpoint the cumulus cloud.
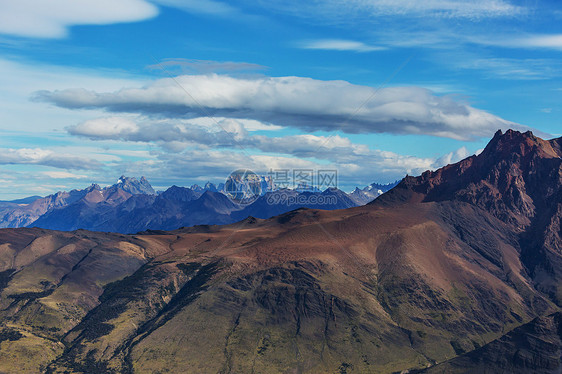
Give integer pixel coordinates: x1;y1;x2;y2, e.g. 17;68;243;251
67;116;445;184
67;116;426;160
134;148;433;188
70;117;140;138
434;146;470;166
0;148;101;170
38;74;524;140
297;39;386;52
0;0;158;38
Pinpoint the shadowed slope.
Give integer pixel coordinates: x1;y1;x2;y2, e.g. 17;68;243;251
417;312;562;374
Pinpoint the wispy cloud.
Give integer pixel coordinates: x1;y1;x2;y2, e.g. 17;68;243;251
41;171;89;179
297;39;386;52
458;58;562;80
0;148;102;169
467;33;562;51
510;34;562;51
36;73;525;140
247;0;524;22
0;0;157;38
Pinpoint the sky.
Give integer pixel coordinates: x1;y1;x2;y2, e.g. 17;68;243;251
0;0;561;199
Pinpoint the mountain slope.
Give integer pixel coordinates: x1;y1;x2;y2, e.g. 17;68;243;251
0;200;554;373
376;129;562;306
0;130;560;373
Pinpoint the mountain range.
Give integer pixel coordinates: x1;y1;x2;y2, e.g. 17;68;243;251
0;130;560;373
0;176;397;233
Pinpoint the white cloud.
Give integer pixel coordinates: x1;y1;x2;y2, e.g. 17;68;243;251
72;117;140;138
38;74;525;140
187;117;284;132
0;148;102;169
41;171;89;179
516;34;562;50
66;115;456;184
468;33;562;51
297;39;386;52
0;0;158;38
434;146;470;166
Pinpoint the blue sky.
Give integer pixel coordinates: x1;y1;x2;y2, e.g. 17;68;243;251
0;0;561;199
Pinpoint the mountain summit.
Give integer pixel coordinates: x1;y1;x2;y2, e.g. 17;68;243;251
116;175;156;195
379;130;561;224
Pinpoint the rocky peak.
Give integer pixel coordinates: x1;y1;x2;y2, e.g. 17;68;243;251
377;129;562;227
204;182;218;192
482;129;561;160
115;176;155;195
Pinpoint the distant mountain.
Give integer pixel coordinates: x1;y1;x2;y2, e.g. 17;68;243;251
159;185;201;202
0;176;394;233
116;175;155;195
0;196;42;205
348;180;399;205
0;177;152;229
0;186;94;228
28;187;361;234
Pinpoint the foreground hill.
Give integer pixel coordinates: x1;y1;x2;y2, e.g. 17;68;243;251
0;130;560;373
